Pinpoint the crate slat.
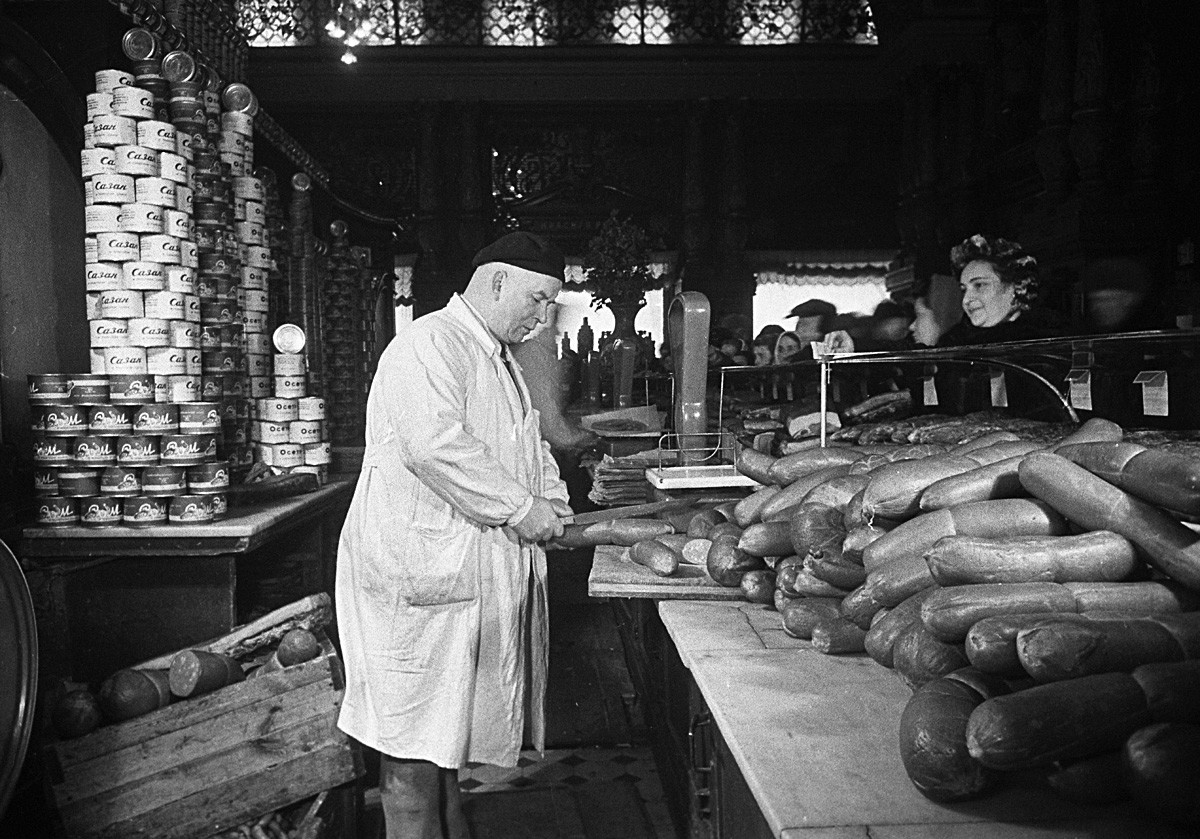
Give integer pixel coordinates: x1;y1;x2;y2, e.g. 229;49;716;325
52;642;338;767
59;711;343;833
55;676;338;801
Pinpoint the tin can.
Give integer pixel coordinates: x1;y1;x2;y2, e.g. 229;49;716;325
82;121;95;149
183;295;201;323
85;263;123;292
91;114;138;147
89;319;130;347
84;237;99;262
200;375;226;400
123;261;166;290
80;495;123;526
116;433;159;466
138;120;176;152
272;443;304;468
95;68;134;93
96;230;141;262
160;433;217;465
85;205;123;234
146;346;187;376
201;300;236;324
289;420;323;445
111;85;154;119
108;373;155;404
33;434;74;464
92;173;135;204
74;435;117;465
89;404;133;433
67;374;111;404
169;493;213;523
184;348;202;375
255;420;290;444
28;373;71;404
232;176;264;201
171;320;200;348
143;290;186;320
99;289;144;318
241;265;267;290
81;147;118;179
114;144;158;176
140;234;181;264
273;324;306;354
187;459;229;493
208;492;228;520
163;208;191;240
135;175;177;207
37;497;79;527
158;151;188;184
248;376;271;398
243;245;271;269
241;333;268;356
126;318;171;347
272;353;306;377
100;464;141;496
117;202;164;234
241;353;266;377
141;464;185;495
178;402;221;434
133;402;178;434
180;240;198;268
175;184;193;213
85;92;113;121
123;495;168;526
274;375;306;398
221;110;254;136
165;265;195;293
234;220;264;246
257;397;299;422
198;252;234;276
43;404;89;436
202;350;238;374
33;467;59;496
102;346;148;375
242;311;268;334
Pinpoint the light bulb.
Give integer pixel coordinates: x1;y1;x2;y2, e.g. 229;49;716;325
326;22;345;38
345;35;360;47
341;49;358;65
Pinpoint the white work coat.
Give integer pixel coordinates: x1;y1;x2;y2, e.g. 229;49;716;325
335;294;569;769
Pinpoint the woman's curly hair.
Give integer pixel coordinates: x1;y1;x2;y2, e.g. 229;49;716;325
950;234;1040;311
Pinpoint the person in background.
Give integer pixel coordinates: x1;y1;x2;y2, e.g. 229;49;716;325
909;294;944;347
938;233;1063;346
771;330;804;400
787;299;838;346
1080;256;1159;333
755;323;785;343
751;333;777;366
336;231;574;839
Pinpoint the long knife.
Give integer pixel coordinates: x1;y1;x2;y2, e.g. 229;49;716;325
561;498;694;526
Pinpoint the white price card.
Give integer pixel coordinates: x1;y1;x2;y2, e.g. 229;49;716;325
990;369;1008;408
1066;369;1093;411
1133;370;1169;417
923;376;938;406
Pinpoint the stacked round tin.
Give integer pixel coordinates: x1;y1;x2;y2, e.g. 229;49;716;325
251;325;331;485
29;373;231;526
84;54;201;399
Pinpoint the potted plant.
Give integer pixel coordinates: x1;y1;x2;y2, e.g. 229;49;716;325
581;213;660;340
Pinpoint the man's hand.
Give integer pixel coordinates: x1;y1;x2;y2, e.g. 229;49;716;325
512;497;568;543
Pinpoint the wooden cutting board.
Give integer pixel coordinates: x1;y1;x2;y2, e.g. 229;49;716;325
587;544;745;601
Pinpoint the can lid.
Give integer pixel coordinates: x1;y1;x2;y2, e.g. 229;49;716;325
273;324;306;354
221;83;259;116
122;27;162;61
330;219;349;238
162;50;198;83
291;172;311;192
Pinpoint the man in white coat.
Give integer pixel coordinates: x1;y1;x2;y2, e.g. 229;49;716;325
335;231;574;838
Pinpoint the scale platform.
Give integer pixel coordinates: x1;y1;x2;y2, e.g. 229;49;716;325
643;432;762;490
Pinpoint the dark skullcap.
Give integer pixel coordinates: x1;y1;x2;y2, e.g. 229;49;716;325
472;231;566;282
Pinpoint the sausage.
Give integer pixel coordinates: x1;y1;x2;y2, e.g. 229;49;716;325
759;465;852;520
810;618;868;654
735;447;778;484
1018;452;1200;590
768;448;863;485
924;531;1140;586
861;456;982;520
737;521;794;557
919;582;1095;643
779;596;842;639
706;534;767;587
1056;440;1200;515
918;455;1029;512
865;588;937;668
892;622;970;690
630;538;681;577
733;485;782;527
1016;613;1200;682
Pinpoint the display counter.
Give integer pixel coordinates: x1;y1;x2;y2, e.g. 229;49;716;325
19;479;355;685
590;547;1193;839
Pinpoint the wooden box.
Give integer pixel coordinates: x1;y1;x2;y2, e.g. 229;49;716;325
44;634;363;839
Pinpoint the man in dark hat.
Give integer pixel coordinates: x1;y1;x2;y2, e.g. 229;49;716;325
336;230;574;838
786;298;837;347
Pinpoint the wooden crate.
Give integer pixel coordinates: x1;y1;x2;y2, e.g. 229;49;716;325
44;634;363;839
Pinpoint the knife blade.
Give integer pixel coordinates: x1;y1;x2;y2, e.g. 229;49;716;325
561;498;693;526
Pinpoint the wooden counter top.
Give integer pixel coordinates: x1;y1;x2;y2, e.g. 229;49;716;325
588;544;744;600
21;479;355;558
658;600;1190;839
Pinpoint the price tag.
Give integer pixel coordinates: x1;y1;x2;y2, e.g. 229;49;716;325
990;369;1008;408
1065;369;1093;411
1133;370;1169;417
923;377;938;406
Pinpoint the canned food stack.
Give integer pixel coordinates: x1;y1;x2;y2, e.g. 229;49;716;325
251;325;332;485
257;167;289;331
84;54;202;399
29;373;230;527
322;221;367;447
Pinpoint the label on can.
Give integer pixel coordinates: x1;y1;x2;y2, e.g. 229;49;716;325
43;405;89;435
245;353;270;376
169;494;213;523
85;92;113;121
109;373;156;403
134;403;177;433
289;420;323;444
249;376;271;398
171;320;200;347
74;435;117;464
89;405;133;433
256;420;290;443
118;203;165;234
81;148;118;179
91;174;135;204
126;317;171;347
143;290;187;320
180;240;198;268
272;352;305;375
96;230;141;262
81;495;124;525
85;262;123;291
184;294;201;323
89;319;130;347
158;151;188;184
161;434;217;465
114;144;159;176
164;208;191;239
95;69;134;94
110;85;155;119
187;460;229;492
140;234;181;264
135;176;178;207
99;289;145;318
147;345;187;375
123;261;166;290
185;349;203;375
232;176;264;201
85;205;123;234
37;497;79;526
243;310;269;333
91;114;137;147
137;120;177;152
258;397;299;422
174;184;193;212
274;375;306;398
124;496;169;525
103;345;149;374
297;396;326;420
166;374;200;402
